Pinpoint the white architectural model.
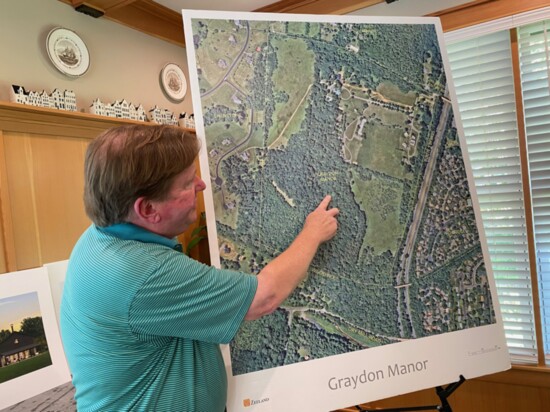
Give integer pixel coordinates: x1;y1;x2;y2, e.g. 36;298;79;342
10;85;77;111
9;84;193;129
148;105;178;125
178;112;195;129
89;98;147;122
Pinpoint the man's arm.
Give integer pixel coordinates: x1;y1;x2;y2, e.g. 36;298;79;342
245;195;339;320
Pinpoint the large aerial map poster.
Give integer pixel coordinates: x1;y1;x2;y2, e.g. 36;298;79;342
183;11;510;411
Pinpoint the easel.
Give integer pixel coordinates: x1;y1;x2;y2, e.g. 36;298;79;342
354;375;466;412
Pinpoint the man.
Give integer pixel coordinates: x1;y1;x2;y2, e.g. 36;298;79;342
60;124;338;411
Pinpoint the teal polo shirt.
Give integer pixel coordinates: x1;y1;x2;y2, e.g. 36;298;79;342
60;223;257;412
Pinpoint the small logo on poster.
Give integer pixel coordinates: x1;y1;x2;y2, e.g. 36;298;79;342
468;344;501;356
243;397;270;407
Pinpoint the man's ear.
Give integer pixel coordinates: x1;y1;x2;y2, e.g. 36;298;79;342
133;197;161;223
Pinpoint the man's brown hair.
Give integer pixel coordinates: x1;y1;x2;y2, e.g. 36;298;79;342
84;124;200;227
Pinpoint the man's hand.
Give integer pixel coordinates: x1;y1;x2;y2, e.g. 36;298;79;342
245;195;340;320
302;195;339;245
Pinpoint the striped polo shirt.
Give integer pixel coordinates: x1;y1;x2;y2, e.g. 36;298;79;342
60;223;257;412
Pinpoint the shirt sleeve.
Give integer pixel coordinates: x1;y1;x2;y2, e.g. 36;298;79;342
128;251;258;344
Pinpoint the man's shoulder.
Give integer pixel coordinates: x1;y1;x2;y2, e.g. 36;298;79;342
67;226;167;293
74;225;174;258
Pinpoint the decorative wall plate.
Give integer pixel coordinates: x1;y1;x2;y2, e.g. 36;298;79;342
160;63;187;102
46;27;90;77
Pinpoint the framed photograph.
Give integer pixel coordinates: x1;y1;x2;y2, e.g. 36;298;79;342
0;267;71;410
160;63;187;102
46;27;90;78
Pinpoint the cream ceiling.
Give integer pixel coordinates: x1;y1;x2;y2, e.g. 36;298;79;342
61;0;474;46
155;0;277;12
61;0;386;46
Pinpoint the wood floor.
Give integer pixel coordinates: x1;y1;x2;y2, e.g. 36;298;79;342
1;382;75;412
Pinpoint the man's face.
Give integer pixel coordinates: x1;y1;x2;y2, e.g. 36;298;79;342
154;163;206;239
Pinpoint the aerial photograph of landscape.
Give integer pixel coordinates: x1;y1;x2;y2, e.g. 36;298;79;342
188;16;496;376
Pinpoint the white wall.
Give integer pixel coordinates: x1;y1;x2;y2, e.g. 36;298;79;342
0;0;193;116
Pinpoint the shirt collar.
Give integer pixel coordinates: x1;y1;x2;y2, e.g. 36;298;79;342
99;223;180;250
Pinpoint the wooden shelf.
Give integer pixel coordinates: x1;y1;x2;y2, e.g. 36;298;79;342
0;101;195;140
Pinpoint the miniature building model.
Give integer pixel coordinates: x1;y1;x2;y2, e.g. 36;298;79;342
179;112;195;129
10;85;77;111
148;105;178;125
89;98;147;122
9;85;188;128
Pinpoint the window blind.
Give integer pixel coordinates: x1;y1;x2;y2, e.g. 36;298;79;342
518;20;550;363
447;30;538;363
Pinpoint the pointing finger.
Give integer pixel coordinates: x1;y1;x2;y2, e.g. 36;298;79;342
317;195;332;210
